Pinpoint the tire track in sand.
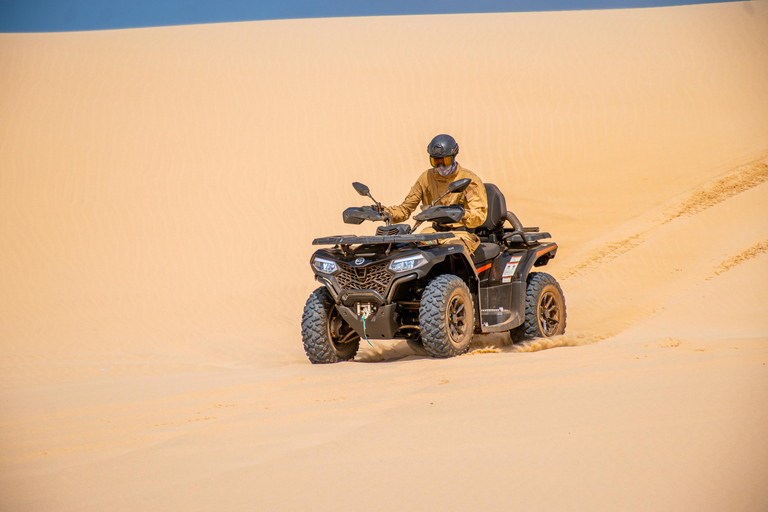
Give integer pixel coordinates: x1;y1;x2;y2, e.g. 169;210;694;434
561;157;768;280
474;162;768;354
708;239;768;280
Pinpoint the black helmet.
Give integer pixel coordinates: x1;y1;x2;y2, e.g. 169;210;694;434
428;134;459;169
427;134;459;158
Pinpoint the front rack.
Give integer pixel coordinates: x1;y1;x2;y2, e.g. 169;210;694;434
313;233;453;245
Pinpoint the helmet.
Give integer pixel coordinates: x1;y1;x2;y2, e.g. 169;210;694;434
427;134;459;168
428;134;459;158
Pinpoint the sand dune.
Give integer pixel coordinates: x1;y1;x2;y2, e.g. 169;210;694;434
1;2;767;510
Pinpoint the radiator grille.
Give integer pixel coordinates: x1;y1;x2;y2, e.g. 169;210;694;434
337;262;394;295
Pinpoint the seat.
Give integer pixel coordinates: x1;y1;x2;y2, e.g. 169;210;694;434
474;183;507;236
471;242;501;264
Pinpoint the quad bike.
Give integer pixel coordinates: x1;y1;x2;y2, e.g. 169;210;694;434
301;178;566;363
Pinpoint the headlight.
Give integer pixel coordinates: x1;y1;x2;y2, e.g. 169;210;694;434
312;257;339;274
389;254;427;273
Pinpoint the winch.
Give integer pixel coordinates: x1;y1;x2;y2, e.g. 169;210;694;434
356;303;376;319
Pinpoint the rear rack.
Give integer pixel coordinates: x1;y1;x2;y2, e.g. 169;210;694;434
503;232;551;243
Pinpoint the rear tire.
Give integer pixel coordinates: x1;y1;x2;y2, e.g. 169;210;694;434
301;287;360;364
419;275;475;358
519;272;567;339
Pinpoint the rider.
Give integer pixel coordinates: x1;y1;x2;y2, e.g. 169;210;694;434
384;134;488;256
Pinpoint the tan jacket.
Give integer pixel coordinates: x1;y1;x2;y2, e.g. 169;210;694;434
385;164;488;229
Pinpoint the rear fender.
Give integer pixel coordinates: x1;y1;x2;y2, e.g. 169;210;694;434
521;243;558;276
510;242;559;319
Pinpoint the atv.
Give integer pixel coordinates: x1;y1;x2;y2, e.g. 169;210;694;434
301;178;566;363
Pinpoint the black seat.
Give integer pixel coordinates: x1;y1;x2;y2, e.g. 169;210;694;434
474;183;507;236
471;242;501;264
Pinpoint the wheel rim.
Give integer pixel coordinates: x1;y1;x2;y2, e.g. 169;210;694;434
538;291;561;337
447;294;468;342
327;306;356;349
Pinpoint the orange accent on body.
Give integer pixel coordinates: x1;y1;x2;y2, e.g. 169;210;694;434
536;244;558;258
476;263;492;273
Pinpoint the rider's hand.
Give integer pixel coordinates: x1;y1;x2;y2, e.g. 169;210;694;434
372;205;392;222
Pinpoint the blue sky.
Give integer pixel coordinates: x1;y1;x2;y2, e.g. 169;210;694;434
0;0;741;32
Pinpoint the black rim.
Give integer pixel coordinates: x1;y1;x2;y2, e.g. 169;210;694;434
327;306;356;348
538;291;561;336
447;294;468;342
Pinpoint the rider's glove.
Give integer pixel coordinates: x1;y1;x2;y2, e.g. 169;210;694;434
371;204;392;222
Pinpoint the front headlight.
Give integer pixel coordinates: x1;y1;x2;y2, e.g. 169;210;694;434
389;254;427;273
312;257;339;274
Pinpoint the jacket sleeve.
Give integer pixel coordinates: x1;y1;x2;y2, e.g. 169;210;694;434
461;179;488;229
385;179;423;223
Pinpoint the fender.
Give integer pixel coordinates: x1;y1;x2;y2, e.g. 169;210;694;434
512;242;558;284
418;244;479;295
533;242;558;267
508;242;558;319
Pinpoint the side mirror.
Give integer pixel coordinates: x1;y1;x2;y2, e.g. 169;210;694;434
448;178;471;194
352;182;370;196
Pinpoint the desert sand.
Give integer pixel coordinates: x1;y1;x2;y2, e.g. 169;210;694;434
1;1;767;510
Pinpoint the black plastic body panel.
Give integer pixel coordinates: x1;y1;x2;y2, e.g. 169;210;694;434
475;250;524;331
309;233;559;339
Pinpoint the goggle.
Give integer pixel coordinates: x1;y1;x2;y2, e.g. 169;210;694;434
430;156;453;168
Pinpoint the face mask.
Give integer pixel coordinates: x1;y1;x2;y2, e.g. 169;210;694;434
437;161;458;177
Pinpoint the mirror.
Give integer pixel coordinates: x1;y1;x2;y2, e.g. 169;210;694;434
448;178;471;194
352;182;370;196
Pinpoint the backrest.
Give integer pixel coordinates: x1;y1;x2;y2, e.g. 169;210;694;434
474;183;507;235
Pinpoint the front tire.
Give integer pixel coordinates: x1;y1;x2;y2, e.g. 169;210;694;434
301;287;360;364
419;275;475;358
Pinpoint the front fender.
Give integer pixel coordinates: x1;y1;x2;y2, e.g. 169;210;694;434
417;244;479;296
